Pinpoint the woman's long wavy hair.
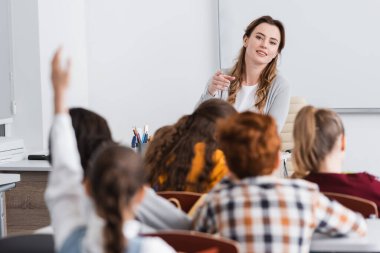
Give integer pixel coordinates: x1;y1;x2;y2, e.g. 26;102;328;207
145;99;237;192
88;144;145;253
292;106;345;178
227;15;285;112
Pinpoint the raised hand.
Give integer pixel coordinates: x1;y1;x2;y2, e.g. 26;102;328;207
51;48;71;114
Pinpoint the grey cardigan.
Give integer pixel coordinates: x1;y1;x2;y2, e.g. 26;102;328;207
197;72;291;132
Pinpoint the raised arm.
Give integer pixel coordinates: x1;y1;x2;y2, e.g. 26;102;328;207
45;49;86;250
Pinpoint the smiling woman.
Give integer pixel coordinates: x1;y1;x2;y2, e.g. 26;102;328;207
197;16;291;131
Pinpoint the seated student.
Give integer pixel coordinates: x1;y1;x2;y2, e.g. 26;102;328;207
192;111;366;253
45;49;176;252
68;107;112;176
48;82;190;233
145;99;237;193
53;110;191;231
49;111;190;232
292;105;380;212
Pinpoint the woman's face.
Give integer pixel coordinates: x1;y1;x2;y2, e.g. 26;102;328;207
244;23;281;66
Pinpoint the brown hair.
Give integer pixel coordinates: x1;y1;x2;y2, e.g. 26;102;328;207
48;107;113;178
216;111;281;179
69;108;113;176
292;106;345;178
227;15;285;112
87;144;145;253
145;99;237;192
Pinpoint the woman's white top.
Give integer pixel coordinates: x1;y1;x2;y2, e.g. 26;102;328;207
234;84;259;112
45;114;175;253
198;72;291;132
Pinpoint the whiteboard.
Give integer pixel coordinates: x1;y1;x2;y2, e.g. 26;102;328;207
0;0;12;120
219;0;380;109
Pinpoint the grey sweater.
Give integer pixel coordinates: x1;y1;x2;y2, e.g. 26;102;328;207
136;188;191;231
197;73;291;132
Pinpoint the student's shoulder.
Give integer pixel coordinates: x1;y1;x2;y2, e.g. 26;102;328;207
285;178;320;192
353;172;380;183
201;177;233;200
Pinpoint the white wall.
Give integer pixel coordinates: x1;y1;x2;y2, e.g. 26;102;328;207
0;0;12;121
86;0;219;144
38;0;89;151
341;114;380;176
10;0;89;152
11;0;44;150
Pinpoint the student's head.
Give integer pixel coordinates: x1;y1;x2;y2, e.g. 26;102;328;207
87;144;145;253
69;108;112;175
228;15;285;112
292;106;345;178
49;107;113;177
145;99;237;192
216;112;281;179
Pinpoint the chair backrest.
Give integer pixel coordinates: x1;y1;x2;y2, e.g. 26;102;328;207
0;234;54;253
323;192;379;218
157;191;203;213
280;96;308;151
143;230;239;253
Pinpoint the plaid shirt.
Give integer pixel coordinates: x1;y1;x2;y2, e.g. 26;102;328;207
192;176;367;253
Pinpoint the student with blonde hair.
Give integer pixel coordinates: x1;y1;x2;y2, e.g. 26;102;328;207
292;105;380;212
193;111;366;253
198;15;290;131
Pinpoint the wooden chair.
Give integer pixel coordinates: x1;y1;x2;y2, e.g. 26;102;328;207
157;191;203;213
279;96;308;177
0;234;54;253
323;192;379;218
143;230;239;253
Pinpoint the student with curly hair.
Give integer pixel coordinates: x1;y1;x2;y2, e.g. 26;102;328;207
193;111;366;253
146;99;237;193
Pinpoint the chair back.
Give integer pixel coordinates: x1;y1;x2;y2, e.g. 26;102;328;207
157;191;203;213
0;234;54;253
280;96;308;151
143;230;239;253
279;96;308;177
323;192;379;218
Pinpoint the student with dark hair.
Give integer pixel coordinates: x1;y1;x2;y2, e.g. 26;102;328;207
68;107;112;176
193;111;366;253
45;49;176;252
292;105;380;212
145;99;237;193
198;15;290;131
48;107;113;177
48;109;190;233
